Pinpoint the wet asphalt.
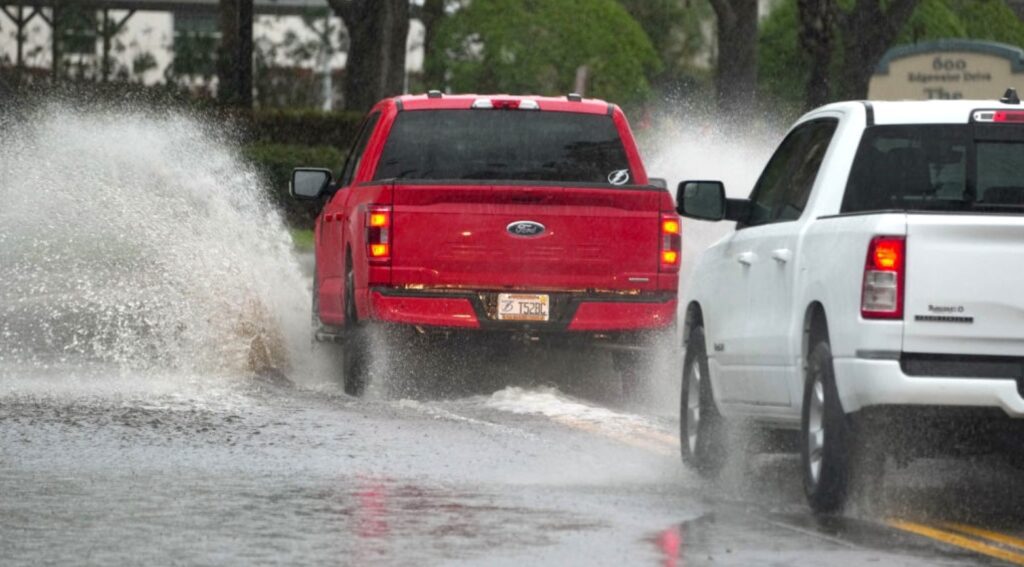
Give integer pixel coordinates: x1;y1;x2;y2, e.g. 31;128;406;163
3;256;1024;565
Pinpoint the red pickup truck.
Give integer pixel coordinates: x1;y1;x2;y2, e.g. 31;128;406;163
291;93;680;396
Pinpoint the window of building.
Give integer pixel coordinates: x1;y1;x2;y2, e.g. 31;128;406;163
172;11;219;77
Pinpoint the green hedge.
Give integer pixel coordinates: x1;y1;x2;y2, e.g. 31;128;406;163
244;143;344;228
2;79;365;149
247;108;365;148
239;111;364;229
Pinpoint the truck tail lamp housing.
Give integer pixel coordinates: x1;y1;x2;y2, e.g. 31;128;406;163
366;205;392;264
972;109;1024;122
659;214;682;272
471;98;540;110
861;235;905;319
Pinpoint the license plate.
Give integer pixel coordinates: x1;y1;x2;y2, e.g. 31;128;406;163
497;293;550;322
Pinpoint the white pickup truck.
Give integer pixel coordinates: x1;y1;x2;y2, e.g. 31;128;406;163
675;95;1024;513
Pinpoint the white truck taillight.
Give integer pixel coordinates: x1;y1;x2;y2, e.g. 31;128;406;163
861;236;905;319
366;205;392;265
659;213;682;272
973;109;1024;122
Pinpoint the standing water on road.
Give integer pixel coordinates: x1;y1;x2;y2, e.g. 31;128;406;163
1;104;996;567
0;104;312;381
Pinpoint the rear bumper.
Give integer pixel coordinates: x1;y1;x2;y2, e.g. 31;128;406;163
368;287;676;333
834;355;1024;418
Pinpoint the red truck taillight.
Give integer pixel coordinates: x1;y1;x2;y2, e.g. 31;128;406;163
366;205;392;264
861;236;905;319
659;214;682;272
471;98;540;110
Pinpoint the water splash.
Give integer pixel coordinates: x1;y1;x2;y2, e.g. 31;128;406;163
635;110;784;414
643;112;783;295
0;104;310;378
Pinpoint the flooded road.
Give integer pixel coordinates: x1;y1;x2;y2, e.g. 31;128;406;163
4;354;1024;566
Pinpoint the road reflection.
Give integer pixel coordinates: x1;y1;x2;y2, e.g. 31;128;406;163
655;525;682;567
347;476;608;564
355;478;391;539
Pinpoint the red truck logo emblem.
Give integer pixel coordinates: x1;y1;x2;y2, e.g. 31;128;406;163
507;221;546;237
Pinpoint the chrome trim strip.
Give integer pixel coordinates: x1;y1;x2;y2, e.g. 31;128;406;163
856;349;901;360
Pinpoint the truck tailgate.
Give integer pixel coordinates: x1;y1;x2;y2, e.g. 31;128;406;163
904;214;1024;356
390;183;665;291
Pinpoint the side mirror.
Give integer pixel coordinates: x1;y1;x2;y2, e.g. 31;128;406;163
649;177;668;190
290;168;333;201
676;180;726;221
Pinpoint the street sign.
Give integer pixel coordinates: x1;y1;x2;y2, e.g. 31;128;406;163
869;40;1024;101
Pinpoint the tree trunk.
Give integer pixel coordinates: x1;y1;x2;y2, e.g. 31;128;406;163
217;0;254;108
709;0;759;114
837;0;919;100
797;0;834;109
101;9;111;82
329;0;410;112
51;4;61;80
420;0;445;89
16;5;25;68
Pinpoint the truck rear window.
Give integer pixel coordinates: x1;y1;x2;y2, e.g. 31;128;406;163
842;124;1024;213
373;110;633;185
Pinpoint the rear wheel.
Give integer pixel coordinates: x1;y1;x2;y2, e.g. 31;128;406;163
680;325;725;478
342;328;370;397
801;340;852;513
342;258;370;397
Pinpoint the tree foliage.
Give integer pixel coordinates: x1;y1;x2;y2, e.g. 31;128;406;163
429;0;661;105
952;0;1024;46
759;0;805;115
620;0;710;75
897;0;966;44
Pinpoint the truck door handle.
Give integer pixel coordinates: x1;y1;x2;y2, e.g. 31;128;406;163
771;248;793;263
736;252;757;266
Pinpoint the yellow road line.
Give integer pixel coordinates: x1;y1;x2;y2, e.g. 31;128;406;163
548;408;1024;564
551;416;676;456
944;523;1024;553
632;428;681;448
888;519;1024;565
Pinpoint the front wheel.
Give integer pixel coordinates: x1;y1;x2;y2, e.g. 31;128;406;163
680;325;725;478
801;340;852;513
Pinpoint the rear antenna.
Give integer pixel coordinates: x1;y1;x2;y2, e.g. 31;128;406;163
427;89;443;99
567;93;583;102
1001;87;1020;105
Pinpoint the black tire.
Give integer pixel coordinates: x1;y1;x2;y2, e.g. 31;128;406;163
680;325;726;478
801;340;852;513
342;257;369;397
342;327;370;397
